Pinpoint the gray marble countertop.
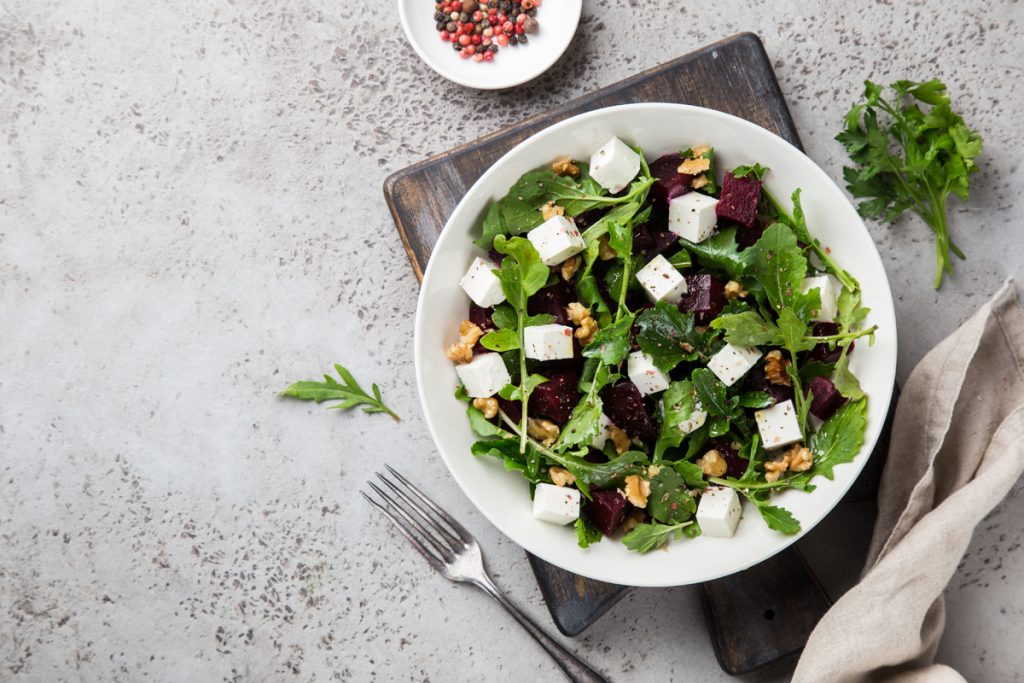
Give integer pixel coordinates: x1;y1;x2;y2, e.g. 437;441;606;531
2;1;1023;681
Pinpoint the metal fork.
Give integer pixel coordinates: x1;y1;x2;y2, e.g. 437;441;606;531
362;466;608;683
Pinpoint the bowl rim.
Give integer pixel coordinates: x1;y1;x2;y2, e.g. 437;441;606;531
396;0;583;90
413;102;897;586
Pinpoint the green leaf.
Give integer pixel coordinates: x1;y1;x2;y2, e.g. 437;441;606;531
494;235;549;305
710;310;782;347
475;202;509;250
648;467;698;524
748;223;808;312
575;517;603;548
731;163;770;180
752;501;801;534
666;249;692;270
501;373;549;401
808;398;868;479
471;438;544;483
692;368;729;417
556;396;603;451
738;391;774;409
582;313;635;365
480;328;520;351
831;347;864;400
672;460;708;489
681;146;718;195
542;449;649;494
789;189;857;293
491;303;517;329
636;302;701;372
682;227;748;280
654;380;700;461
466;404;507;437
777;307;816;354
621;521;694;553
282;362;400;421
837;287;869;334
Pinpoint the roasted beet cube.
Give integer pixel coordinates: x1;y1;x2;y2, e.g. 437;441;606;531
744;367;795;405
710;440;746;479
808;376;847;420
736;222;767;249
716;172;762;229
600;381;659;444
496;395;521;424
806;322;854;364
528;373;580;425
572;208;605;230
679;274;727;325
469;302;495;331
633;223;681;259
487;247;504;266
584;490;629;536
649;153;693;210
527;281;575;326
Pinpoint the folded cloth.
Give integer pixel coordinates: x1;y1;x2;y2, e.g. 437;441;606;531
794;279;1024;683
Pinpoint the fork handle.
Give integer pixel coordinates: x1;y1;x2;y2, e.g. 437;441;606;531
474;577;609;683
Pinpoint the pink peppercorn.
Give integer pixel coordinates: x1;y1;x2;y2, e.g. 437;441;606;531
458;34;470;45
496;33;508;46
440;30;450;41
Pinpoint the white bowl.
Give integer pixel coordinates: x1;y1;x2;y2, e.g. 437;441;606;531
397;0;582;90
414;103;898;587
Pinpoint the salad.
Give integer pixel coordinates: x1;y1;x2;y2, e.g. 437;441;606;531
446;136;876;553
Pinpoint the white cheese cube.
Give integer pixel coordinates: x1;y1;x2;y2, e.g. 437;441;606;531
455;352;510;398
636;254;689;305
801;275;840;322
696;486;743;538
589;136;641;194
523;324;575;361
591;413;615;450
707;343;762;387
526;215;585;266
459;256;506;308
627;351;671;396
678;407;707;434
668;192;719;243
532;483;580;526
755;399;804;449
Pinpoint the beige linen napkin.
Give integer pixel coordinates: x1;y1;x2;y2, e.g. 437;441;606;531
794;279;1024;682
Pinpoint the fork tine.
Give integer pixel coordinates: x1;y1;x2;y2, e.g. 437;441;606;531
366;481;455;561
375;472;464;551
385;465;475;544
360;491;445;573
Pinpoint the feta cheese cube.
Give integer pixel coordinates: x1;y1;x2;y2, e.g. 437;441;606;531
696;486;743;538
678;407;707;434
532;483;580;526
527;215;585;266
669;192;719;243
755;399;804;449
801;275;840;322
589;136;641;193
459;256;506;308
636;254;689;304
455;352;511;398
707;343;762;387
591;413;615;450
627;351;671;396
523;324;575;361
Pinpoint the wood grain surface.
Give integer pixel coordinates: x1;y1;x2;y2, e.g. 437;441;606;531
384;32;888;674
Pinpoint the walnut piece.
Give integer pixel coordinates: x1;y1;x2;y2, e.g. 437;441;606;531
541;201;565;221
446;320;485;364
560;255;581;281
785;444;813;473
678;157;711;175
691;174;709;189
763;457;789;483
622;475;650;508
549;466;575;487
566;302;598;346
527;418;560;447
609;425;631;455
472;397;498;419
551;157;581;178
724;280;748;300
597;234;617;261
764;350;793;387
698;449;728;477
691;144;711;157
620;508;646;534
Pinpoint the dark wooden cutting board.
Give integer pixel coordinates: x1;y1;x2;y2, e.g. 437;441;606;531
384;32;892;675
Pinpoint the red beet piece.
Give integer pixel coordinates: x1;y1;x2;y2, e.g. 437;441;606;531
572;208;605;230
716;172;762;229
633;223;681;259
496;395;521;424
528;373;580;425
679;273;727;325
744;367;795;405
806;322;855;364
584;490;629;536
600;381;659;444
808;375;848;420
487;247;504;266
649;153;693;210
469;302;495;331
528;281;575;326
710;440;746;479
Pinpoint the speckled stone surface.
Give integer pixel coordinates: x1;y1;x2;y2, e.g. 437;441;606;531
1;1;1023;681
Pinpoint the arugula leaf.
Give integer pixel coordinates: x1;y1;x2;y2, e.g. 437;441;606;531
738;391;774;409
790;189;857;292
282;363;400;421
666;250;692;270
748;223;808;312
475;202;509;250
681;146;718;195
603;255;644;302
621;521;695;553
499;373;549;401
467;404;506;437
750;500;801;534
556;395;603;451
575;517;603;548
831;347;864;400
471;438;544;483
808;398;868;479
837;79;982;288
648;467;698;524
777;308;817;354
672;460;708;488
837;287;870;335
543;450;649;496
480;328;519;351
654;380;699;461
491;303;517;329
731;163;770;180
692;368;729;417
582;313;635;365
636;302;701;372
681;227;748;280
710;310;782;347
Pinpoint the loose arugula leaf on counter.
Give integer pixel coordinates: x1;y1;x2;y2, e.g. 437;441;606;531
836;79;982;289
622;521;697;553
575;517;603;548
636;303;702;372
282;363;400;421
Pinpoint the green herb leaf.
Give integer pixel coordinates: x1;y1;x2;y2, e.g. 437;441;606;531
831;347;864;400
692;368;729;417
738;391;775;409
654;380;699;461
710;310;782;347
752;501;801;534
681;226;748;280
575;517;603;548
467;404;506;437
282;363;400;421
583;313;635;365
491;303;517;329
480;328;520;351
731;163;770;180
748;223;808;312
648;467;698;524
777;307;817;354
636;302;701;372
556;395;603;451
471;438;544;483
808;398;868;479
621;521;694;553
672;460;708;489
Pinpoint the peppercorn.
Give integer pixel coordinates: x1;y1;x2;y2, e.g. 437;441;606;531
462;0;479;11
508;34;518;45
517;33;527;43
522;16;538;33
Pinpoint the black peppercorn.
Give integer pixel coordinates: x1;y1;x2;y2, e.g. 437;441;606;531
509;34;518;45
518;34;528;44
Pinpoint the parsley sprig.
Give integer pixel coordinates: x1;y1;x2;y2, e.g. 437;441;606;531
836;79;982;288
282;363;400;421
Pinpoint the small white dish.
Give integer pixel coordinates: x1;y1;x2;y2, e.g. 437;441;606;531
414;103;898;587
397;0;582;90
